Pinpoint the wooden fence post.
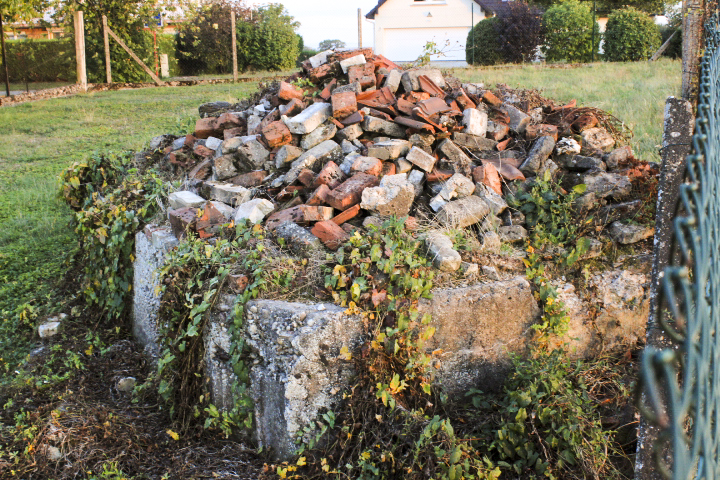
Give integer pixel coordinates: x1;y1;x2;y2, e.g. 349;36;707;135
74;11;87;91
102;15;112;84
1;12;10;97
105;25;165;86
231;11;238;82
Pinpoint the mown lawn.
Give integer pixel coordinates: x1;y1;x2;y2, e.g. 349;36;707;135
450;58;682;163
0;59;682;380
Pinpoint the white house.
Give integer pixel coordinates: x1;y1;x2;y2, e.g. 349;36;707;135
365;0;510;63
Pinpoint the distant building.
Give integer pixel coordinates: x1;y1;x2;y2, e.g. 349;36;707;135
3;22;65;40
365;0;511;64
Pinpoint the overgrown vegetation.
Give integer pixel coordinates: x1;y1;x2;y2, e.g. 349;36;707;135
542;0;600;63
0;39;75;84
603;7;662;62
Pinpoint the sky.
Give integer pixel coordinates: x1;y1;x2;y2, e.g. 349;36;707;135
247;0;380;52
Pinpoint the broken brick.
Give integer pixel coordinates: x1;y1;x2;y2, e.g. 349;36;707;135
297;168;316;187
224;127;245;140
278;81;304;101
194;117;218;139
308;63;334;84
572;114;598;133
168;207;198;239
193;144;215;158
228;274;249;293
216;112;243;129
481;90;502;107
332;91;358;120
326;173;380;210
306;184;331;206
189;158;213;180
331;204;361;225
311;220;349;250
526;124;559;141
381;162;397;176
426;169;453;182
351;156;383;176
229;170;267;188
313;161;347;189
279;98;304;117
278;185;305;202
265;205;334;231
320;78;337;101
480;163;503;195
262;121;292;149
341;111;365;126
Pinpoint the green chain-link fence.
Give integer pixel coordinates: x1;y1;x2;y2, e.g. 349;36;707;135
640;12;720;480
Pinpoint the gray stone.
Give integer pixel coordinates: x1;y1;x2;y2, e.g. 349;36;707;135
555;137;582;156
363;215;383;229
274;222;322;253
395;158;412;174
338;153;360;176
438;173;475;201
362;115;407;138
341;140;359;154
437;139;473;176
247;114;262;134
557;154;606;172
38;321;61;339
429;194;449;212
482;265;500;280
424;230;462;272
275;145;304;169
301;122;338;150
149;134;176;150
384;69;403;93
474;183;508;215
405;146;436;172
201;182;251;206
308;49;333;68
332;82;362;95
283;103;332;135
568;171;633;201
133;226;178;360
462;82;485;95
199;101;232;118
117;377;136;392
285;140;342;185
205;136;223;151
418;277;540;393
169;191;206;209
236;136;270;171
460;262;480;277
214;155;239;180
603;146;632;170
519;136;556;176
500;103;531;134
594;200;642;225
401;68;446;92
463;108;488;137
407;169;426;197
498;225;528;243
436;195;490;229
367;139;411;160
244;300;364;459
360;174;415;216
481;231;501;250
609;222;655;244
452;131;498;151
339;54;366;73
537;159;559;180
336;123;363;142
409;133;435;150
581;127;615;153
234;198;275;224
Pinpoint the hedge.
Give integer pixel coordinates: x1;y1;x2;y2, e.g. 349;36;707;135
603;7;661;62
466;17;503;66
0;39;75;83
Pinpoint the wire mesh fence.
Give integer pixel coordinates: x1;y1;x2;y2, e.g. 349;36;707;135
639;10;720;480
0;37;76;96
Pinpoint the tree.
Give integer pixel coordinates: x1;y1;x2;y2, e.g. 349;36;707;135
528;0;669;15
466;17;503;66
0;0;50;95
603;7;661;62
495;1;544;64
542;0;600;62
236;4;299;71
55;0;161;83
318;39;345;51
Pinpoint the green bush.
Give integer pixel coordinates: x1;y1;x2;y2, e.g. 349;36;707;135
466;17;503;66
236;4;300;71
542;0;600;63
603;7;661;62
659;25;682;59
0;39;75;83
155;34;180;77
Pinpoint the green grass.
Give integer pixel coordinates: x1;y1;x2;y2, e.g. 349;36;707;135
0;82;257;377
450;58;682;162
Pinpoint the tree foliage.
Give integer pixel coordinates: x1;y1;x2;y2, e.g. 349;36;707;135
466;17;503;66
528;0;668;15
603;7;661;62
495;1;544;64
55;0;160;83
235;4;300;72
318;39;345;51
542;0;600;62
0;0;49;21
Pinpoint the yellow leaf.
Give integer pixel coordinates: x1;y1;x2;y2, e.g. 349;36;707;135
85;346;93;356
166;429;180;441
297;457;307;466
339;346;352;361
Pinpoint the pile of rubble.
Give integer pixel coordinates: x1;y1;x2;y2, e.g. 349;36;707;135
151;48;655;268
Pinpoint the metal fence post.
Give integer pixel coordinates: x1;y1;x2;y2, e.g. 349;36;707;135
1;12;10;97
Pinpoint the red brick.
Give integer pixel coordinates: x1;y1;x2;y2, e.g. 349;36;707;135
306;184;330;206
313;161;347;189
189;158;213;180
331;204;361;225
426;169;453;182
278;81;304;101
265;205;334;231
311;220;349;250
168;207;198;239
497;138;511;152
381;162;396;177
216;112;243;129
329;117;345;129
351;156;383;176
454;89;476;110
472;165;486;184
262;121;292;148
193;144;215;158
224;127;244;140
404;216;419;231
283;196;304;209
481;90;502;107
340;111;365;126
308;63;334;84
196;202;230;238
487;122;510;142
481;162;503;195
326;173;380;211
184;134;197;148
278;185;305;202
228;274;249;293
332;91;358;120
229;171;267;188
194;118;218;139
320;78;337;101
572;114;598;133
280;98;304;117
526;124;558;142
297;168;316;187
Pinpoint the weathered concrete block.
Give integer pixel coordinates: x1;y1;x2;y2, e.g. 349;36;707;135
283;103;332;135
169;191;206;209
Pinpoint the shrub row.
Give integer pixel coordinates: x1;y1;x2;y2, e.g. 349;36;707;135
0;39;75;83
467;2;663;66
